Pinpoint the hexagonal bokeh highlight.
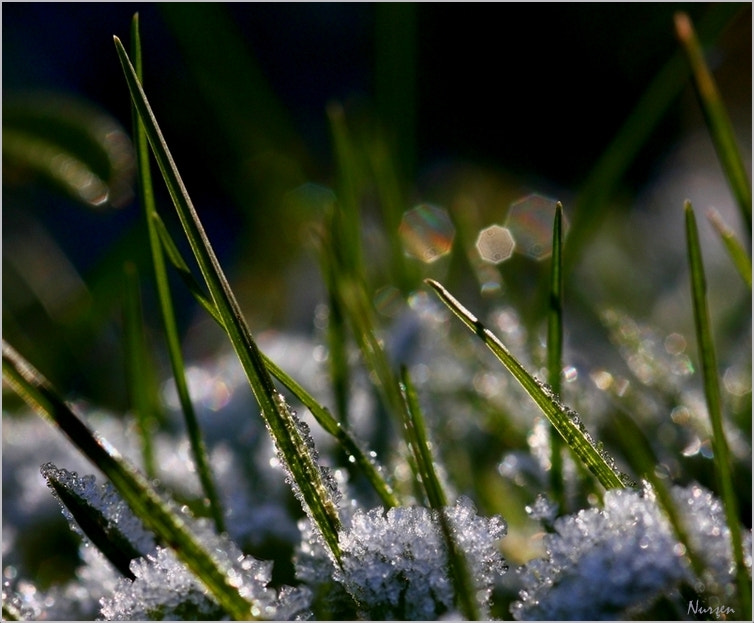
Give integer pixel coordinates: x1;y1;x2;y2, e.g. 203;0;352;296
476;225;515;264
399;204;455;263
505;193;565;260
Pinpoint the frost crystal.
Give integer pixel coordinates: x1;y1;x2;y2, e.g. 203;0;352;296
100;518;312;620
512;483;751;620
331;497;506;619
41;463;156;565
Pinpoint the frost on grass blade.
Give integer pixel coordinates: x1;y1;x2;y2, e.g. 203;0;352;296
41;463;156;578
99;517;312;621
295;497;507;620
512;483;752;620
266;391;342;550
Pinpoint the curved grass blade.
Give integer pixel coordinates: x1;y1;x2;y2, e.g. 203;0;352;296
547;202;566;512
2;341;259;620
2;93;135;209
399;367;480;621
684;202;751;619
129;14;225;533
425;279;629;491
706;207;751;289
676;12;752;231
113;35;342;562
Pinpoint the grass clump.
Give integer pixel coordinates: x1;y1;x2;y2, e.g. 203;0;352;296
2;8;750;621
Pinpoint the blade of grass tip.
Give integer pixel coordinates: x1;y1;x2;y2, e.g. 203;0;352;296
44;465;142;579
565;3;742;272
676;12;752;232
706;207;752;289
399;367;480;621
129;14;225;534
113;35;342;562
122;262;158;480
684;201;751;618
547;203;566;513
425;279;629;491
1;341;259;620
153;212;400;508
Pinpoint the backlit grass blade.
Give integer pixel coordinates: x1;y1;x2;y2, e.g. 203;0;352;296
706;207;752;289
2;341;259;620
565;4;742;270
152;211;399;508
425;279;629;491
676;12;752;231
684;201;751;619
129;14;225;534
122;262;158;479
398;367;480;620
547;202;566;511
114;35;342;562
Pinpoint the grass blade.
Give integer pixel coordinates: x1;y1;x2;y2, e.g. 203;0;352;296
565;4;742;270
676;12;752;231
2;341;258;620
122;262;159;479
706;207;752;289
399;367;480;621
43;463;143;579
425;279;630;491
547;202;566;512
129;14;225;533
684;201;751;618
113;35;342;561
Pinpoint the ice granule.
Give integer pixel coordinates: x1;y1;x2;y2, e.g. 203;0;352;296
512;483;751;620
331;497;507;620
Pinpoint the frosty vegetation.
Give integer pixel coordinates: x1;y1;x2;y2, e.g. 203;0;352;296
2;8;751;622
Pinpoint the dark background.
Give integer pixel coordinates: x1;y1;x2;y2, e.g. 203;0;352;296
3;2;751;405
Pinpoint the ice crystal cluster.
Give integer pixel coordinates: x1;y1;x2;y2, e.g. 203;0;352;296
36;463;311;620
512;482;752;620
294;497;507;620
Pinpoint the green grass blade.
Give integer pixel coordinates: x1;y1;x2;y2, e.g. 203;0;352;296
425;279;629;491
547;203;566;512
706;207;752;289
43;464;143;579
676;13;752;231
684;201;751;618
565;3;742;271
399;367;480;621
398;366;448;510
122;262;158;479
129;14;225;534
113;35;342;562
2;341;259;620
